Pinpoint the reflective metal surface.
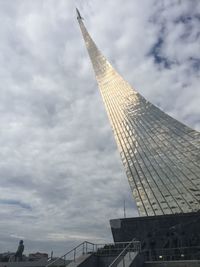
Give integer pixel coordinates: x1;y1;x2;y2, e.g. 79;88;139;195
78;18;200;216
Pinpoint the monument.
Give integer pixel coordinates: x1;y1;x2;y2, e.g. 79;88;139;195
77;9;200;260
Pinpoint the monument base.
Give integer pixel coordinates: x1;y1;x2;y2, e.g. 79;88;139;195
110;212;200;260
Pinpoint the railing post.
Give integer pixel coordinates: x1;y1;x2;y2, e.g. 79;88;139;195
82;242;85;255
86;242;87;254
74;248;76;262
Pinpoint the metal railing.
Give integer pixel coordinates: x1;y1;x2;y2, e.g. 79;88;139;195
46;241;95;267
108;239;141;267
45;240;141;267
143;246;200;261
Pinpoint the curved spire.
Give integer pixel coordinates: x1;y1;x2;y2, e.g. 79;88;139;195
77;13;200;216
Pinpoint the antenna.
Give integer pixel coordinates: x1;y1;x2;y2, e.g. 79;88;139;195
124;199;126;218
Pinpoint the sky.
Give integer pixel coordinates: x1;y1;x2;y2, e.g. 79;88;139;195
0;0;199;257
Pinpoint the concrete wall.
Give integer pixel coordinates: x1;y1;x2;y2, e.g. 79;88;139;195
130;253;145;267
0;258;68;267
78;254;120;267
78;255;97;267
145;260;200;267
97;256;117;267
0;259;48;267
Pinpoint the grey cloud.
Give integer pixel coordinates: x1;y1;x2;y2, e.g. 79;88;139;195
0;199;31;210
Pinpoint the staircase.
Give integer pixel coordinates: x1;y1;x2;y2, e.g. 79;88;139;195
45;240;141;267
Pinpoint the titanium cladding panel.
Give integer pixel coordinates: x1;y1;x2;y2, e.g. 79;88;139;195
77;17;200;216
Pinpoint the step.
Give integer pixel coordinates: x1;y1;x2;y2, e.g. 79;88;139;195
144;260;200;267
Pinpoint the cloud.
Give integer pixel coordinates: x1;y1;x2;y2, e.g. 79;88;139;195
0;199;31;210
0;0;199;256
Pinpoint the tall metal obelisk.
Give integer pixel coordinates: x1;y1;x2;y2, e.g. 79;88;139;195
77;9;200;216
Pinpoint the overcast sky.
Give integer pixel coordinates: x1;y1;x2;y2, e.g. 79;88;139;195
0;0;199;257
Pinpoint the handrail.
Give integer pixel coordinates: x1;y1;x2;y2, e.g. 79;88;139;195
108;239;141;267
45;241;95;267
